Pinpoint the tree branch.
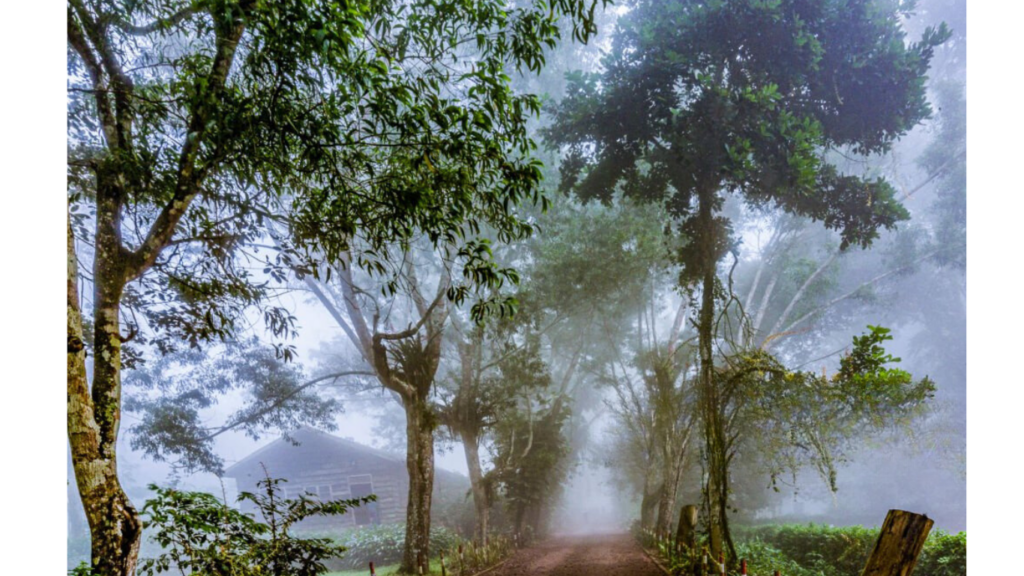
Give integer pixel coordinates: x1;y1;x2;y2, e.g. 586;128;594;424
126;4;252;280
118;7;199;35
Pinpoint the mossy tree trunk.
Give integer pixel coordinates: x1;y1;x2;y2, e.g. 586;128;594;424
67;4;251;572
68;219;142;576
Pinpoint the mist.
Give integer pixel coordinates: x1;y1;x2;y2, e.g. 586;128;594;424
64;0;967;574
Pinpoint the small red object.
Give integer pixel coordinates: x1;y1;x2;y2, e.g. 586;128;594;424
369;561;375;576
741;559;748;575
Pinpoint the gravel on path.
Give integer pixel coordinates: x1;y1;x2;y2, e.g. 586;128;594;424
485;533;666;576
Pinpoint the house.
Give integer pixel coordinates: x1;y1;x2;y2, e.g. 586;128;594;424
224;426;468;531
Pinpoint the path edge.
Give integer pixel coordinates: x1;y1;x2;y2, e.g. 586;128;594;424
639;544;674;576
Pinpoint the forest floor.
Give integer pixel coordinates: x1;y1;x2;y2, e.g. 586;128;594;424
486;533;665;576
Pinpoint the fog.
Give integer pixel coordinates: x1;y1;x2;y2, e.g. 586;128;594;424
65;0;967;571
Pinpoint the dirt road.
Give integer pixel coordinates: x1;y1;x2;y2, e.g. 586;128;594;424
486;533;666;576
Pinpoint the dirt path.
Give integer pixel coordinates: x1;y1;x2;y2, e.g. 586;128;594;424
486;533;665;576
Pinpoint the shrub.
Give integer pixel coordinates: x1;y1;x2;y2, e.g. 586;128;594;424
138;476;373;576
310;523;464;570
734;524;876;576
733;524;966;576
918;531;967;576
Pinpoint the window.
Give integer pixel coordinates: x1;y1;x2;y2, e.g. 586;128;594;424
348;475;378;526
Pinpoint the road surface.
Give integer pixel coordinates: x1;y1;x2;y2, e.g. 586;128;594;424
487;533;665;576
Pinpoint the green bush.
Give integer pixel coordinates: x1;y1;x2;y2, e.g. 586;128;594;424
311;524;464;570
918;531;967;576
733;524;966;576
735;539;821;576
735;524;876;576
138;477;373;576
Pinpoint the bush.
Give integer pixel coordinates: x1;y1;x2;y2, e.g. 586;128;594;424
138;476;373;576
310;523;464;570
733;524;965;576
918;531;967;576
735;539;821;576
735;524;876;576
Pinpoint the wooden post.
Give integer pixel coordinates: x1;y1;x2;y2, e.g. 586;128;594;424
677;505;699;551
860;510;934;576
369;561;376;576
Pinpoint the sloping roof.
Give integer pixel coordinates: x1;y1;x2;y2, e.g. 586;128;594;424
223;426;405;478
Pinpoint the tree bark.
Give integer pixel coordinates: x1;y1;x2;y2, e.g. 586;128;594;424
676;504;698;551
640;477;660;530
860;510;934;576
68;219;142;576
461;427;489;542
656;479;674;537
695;184;736;563
401;395;436;574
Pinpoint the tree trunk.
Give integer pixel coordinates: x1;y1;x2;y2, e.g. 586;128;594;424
640;478;661;530
401;395;436;574
655;474;675;537
695;184;737;563
860;510;934;576
676;504;698;551
67;219;142;576
461;427;489;543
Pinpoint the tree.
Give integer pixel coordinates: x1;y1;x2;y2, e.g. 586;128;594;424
122;337;374;475
67;0;604;572
439;307;552;542
302;247;452;573
547;0;948;560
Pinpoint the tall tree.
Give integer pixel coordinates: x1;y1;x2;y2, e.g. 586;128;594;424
439;306;552;542
66;0;603;573
301;246;453;573
547;0;948;559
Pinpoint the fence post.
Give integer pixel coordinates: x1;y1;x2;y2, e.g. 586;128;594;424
859;510;934;576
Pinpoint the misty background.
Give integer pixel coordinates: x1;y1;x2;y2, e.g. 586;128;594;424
65;0;966;568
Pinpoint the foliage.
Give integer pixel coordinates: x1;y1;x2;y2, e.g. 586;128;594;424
305;524;463;571
728;326;935;494
138;476;374;576
68;562;95;576
546;0;949;558
638;522;965;576
918;80;967;269
489;397;573;538
915;531;967;576
124;338;353;474
733;524;966;576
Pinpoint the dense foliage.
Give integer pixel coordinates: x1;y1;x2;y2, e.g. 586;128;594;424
137;476;374;576
301;524;461;571
734;524;966;576
67;0;609;571
637;522;965;576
